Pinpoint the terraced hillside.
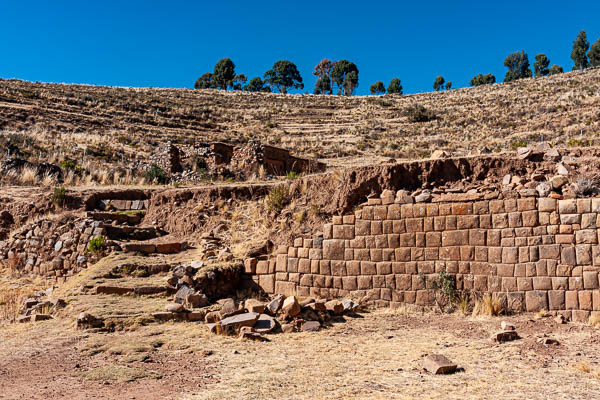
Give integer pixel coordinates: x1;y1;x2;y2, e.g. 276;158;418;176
0;68;599;167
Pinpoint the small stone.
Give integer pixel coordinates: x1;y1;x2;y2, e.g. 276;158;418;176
414;192;432;203
281;323;296;333
500;321;516;331
301;321;321;332
492;330;520;343
342;298;359;313
537;337;559;346
166;303;184;313
544;148;560;161
282;296;301;317
536;182;551;197
502;174;512;185
517;147;532;160
239;331;269;342
299;298;316;308
423;354;457;375
557;164;569;175
307;300;327;312
551;175;569;190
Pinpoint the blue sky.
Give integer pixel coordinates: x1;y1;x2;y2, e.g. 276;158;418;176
0;1;599;95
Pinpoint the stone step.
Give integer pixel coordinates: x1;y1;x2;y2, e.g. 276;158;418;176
104;225;165;241
86;211;144;226
98;199;148;211
95;285;176;296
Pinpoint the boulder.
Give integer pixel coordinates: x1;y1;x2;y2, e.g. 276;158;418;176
218;312;260;333
301;321;321;332
186;293;209;308
544;148;560;162
174;285;196;304
281;323;296;333
266;295;284;315
423;354;457;375
205;311;221;323
325;300;344;315
219;299;243;318
306;300;327;312
536;182;551;197
254;314;277;334
282;296;301;317
244;299;265;314
414;191;432;203
557;163;569;176
492;330;520;343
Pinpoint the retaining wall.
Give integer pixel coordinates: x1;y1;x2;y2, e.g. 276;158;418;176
247;194;600;322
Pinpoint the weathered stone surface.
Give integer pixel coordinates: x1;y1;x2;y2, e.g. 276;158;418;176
551;175;568;190
423;354;457;374
342;298;359;313
301;321;321;332
325;299;344;315
244;298;265;313
254;314;277;333
266;294;284;315
218;312;260;331
282;296;301;317
492;330;520;343
156;242;182;254
122;243;156;254
165;303;184;313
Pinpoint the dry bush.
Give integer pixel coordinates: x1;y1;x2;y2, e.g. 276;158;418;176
589;313;600;327
0;286;32;322
575;176;600;197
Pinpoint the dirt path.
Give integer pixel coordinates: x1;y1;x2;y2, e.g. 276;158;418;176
0;321;214;400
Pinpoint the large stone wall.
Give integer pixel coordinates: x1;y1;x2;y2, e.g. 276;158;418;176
248;193;600;322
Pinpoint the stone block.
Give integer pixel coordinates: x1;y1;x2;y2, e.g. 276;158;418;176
525;291;548;312
533;277;552;290
323;239;345;260
538;198;556;212
565;290;579;309
517;277;533;291
539;245;560;260
502;247;518;264
579;290;593;310
583;271;599;289
548;290;565;310
576;230;598;245
576;245;592;265
577;199;592;213
558;199;577;214
441;230;468;246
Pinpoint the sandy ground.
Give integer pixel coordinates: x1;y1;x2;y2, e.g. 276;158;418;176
1;309;600;400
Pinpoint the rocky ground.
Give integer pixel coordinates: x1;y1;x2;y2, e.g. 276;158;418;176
1;306;600;399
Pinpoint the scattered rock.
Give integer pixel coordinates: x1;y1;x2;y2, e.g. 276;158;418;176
254;314;277;333
266;294;284;315
205;311;222;323
218;312;260;333
281;323;296;333
342;298;359;313
423;354;457;375
517;147;532;160
325;299;344;315
492;330;520;343
501;321;516;331
551;175;569;190
536;182;552;197
165;303;184;313
414;191;432;203
186;293;209;308
244;299;265;313
282;296;301;317
557;163;569;175
537;337;560;346
301;321;321;332
502;174;512;185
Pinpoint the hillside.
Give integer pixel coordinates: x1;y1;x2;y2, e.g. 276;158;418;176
0;68;599;169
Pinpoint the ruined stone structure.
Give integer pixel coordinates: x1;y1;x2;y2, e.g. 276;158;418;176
248;193;600;322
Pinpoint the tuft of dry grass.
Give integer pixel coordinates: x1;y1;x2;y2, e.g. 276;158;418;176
473;293;504;316
589;313;600;327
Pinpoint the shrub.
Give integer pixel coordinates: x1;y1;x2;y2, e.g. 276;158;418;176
286;171;299;179
404;104;437;123
510;139;527;149
266;185;289;211
144;164;168;184
575;176;600;197
52;186;67;207
88;235;105;253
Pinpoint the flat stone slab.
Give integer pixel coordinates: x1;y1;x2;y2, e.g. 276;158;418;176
423;354;457;374
156;242;183;254
218;312;260;330
122;243;156;254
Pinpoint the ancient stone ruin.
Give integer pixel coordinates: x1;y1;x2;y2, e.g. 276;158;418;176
247;191;600;322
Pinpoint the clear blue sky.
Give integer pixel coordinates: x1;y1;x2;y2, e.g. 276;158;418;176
1;1;599;95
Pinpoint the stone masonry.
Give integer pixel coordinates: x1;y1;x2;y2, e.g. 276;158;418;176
248;194;600;322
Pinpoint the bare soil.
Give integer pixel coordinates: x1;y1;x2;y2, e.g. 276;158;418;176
1;309;600;400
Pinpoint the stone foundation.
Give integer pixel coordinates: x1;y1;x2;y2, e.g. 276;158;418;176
248;194;600;322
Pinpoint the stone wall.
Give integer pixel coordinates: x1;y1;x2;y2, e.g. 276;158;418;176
247;193;600;322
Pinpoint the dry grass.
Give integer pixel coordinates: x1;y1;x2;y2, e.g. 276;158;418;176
473;293;505;316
